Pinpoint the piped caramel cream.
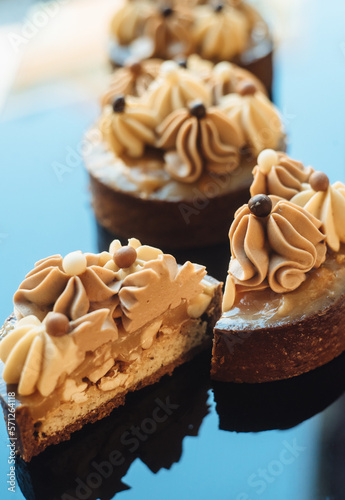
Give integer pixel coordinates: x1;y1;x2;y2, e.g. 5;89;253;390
0;239;218;411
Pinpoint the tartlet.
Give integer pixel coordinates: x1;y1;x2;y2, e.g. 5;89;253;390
108;0;274;95
0;239;221;461
85;59;285;251
211;150;345;383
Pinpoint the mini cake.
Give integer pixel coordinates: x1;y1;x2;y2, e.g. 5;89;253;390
211;154;345;383
85;60;285;250
0;238;222;461
108;0;274;95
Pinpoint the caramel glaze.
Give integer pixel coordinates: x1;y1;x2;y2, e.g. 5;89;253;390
221;246;345;330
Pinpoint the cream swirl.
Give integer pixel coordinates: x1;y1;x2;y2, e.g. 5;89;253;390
143;3;194;59
210;61;266;104
110;0;149;46
102;60;162;104
147;60;212;120
251;150;314;200
14;252;120;321
291;173;345;252
156;102;244;183
223;197;327;310
119;254;206;332
0;310;118;397
220;90;284;157
193;4;249;61
100;98;157;158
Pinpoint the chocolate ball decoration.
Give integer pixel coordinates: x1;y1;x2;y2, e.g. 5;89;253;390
237;81;257;97
161;6;173;17
248;194;272;218
176;57;188;69
113;246;137;268
189;100;207;119
45;312;70;337
128;61;142;76
112;95;126;113
214;4;224;13
309;171;330;192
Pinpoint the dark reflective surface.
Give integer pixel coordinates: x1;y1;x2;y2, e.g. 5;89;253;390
2;1;345;499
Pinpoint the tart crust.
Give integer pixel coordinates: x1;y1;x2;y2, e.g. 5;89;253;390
211;292;345;383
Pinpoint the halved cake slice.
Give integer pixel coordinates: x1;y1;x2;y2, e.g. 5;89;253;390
0;238;221;461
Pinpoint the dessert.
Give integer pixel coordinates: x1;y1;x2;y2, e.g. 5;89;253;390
16;351;210;499
0;238;222;461
108;0;274;95
85;59;285;250
211;158;345;382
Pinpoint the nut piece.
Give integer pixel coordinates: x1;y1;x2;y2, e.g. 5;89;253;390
309;171;329;192
237;81;258;96
248;194;272;218
45;312;70;337
113;245;137;268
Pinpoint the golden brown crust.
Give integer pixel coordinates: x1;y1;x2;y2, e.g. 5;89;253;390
211;292;345;383
88;171;251;248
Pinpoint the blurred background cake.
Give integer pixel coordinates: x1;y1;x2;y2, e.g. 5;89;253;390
108;0;274;95
85;58;285;277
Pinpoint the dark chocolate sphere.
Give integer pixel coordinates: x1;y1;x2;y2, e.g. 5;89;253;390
248;194;272;218
112;95;126;113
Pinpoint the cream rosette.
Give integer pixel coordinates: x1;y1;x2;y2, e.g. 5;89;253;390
119;254;206;332
100;96;158;158
14;251;120;321
110;0;149;46
193;3;249;61
291;172;345;252
156;100;245;183
220;85;284;157
251;149;314;200
102;60;162;104
147;60;212;121
0;311;117;397
210;61;266;103
142;3;194;59
223;195;327;311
